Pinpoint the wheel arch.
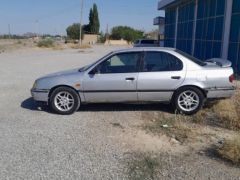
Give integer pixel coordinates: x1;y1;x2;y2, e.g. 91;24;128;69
171;85;207;102
48;85;80;101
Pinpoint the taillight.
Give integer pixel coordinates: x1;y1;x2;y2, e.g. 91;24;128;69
229;74;235;83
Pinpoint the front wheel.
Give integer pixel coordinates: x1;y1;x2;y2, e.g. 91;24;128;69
50;87;80;115
174;87;205;115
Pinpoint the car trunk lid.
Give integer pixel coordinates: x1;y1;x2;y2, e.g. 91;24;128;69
205;58;232;68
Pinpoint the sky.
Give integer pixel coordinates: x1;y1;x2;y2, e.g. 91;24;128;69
0;0;164;35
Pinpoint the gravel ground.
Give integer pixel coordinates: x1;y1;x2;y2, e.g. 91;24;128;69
0;46;136;179
0;45;239;180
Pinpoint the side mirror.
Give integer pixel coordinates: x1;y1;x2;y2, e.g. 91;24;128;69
89;67;98;75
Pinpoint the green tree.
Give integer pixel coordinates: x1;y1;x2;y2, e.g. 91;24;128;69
110;26;144;43
66;23;85;40
98;31;106;43
89;8;94;33
83;24;90;34
89;3;100;34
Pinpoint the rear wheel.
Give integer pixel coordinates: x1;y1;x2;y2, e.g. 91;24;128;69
50;87;80;115
174;87;205;115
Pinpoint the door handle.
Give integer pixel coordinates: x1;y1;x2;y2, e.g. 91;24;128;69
125;77;135;81
171;76;181;80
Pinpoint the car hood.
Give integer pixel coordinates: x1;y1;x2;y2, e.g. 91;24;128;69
41;68;80;79
35;68;85;90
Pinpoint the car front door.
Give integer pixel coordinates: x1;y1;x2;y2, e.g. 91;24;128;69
137;51;186;102
83;52;142;103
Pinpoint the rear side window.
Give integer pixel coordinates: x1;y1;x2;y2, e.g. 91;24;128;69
142;51;183;72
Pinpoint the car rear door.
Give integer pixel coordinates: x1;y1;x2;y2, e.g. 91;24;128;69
137;51;186;102
83;51;142;103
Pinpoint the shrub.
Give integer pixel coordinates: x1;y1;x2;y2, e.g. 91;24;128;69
69;44;91;49
218;135;240;164
37;39;54;48
212;87;240;130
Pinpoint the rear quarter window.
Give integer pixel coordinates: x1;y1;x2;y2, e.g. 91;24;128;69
175;49;206;66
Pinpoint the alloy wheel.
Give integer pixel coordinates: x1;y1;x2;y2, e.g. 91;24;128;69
177;90;200;112
54;91;75;112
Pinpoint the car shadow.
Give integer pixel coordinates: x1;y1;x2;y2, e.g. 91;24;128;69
80;103;174;113
21;97;175;114
21;97;49;112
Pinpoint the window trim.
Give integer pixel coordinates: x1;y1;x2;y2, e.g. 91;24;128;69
140;51;184;72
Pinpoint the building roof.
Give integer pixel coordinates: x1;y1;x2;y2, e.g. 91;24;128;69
158;0;176;10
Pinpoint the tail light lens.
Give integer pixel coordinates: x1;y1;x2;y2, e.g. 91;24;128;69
229;74;235;83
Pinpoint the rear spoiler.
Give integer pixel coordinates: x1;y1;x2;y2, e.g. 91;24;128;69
206;58;232;68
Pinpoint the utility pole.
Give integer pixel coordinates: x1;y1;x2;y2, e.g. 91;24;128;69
79;0;84;45
106;24;109;40
8;24;11;39
35;20;39;39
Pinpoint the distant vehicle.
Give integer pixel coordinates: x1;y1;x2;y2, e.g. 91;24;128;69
134;39;159;47
31;47;235;115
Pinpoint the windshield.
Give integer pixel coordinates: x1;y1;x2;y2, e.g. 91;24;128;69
175;49;206;66
78;52;113;72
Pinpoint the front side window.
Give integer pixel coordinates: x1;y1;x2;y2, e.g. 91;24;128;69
143;51;183;72
97;52;141;74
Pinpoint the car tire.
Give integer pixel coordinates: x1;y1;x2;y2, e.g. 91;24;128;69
174;87;205;115
49;87;80;115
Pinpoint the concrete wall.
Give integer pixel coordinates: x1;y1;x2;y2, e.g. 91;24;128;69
82;34;98;45
104;39;129;46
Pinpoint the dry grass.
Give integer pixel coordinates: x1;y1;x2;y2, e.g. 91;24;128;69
52;43;65;50
211;86;240;130
0;45;4;52
126;152;161;180
141;83;240;145
185;84;240;130
217;135;240;164
69;43;91;49
141;112;195;143
0;39;33;52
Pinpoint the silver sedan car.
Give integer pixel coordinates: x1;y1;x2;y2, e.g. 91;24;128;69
31;48;235;115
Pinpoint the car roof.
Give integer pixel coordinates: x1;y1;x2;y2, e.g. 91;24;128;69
112;47;176;54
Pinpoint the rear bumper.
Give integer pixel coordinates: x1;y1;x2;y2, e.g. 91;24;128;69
206;87;236;99
31;89;49;102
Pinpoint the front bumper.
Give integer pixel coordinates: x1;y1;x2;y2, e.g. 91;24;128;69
206;87;236;99
31;89;49;102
